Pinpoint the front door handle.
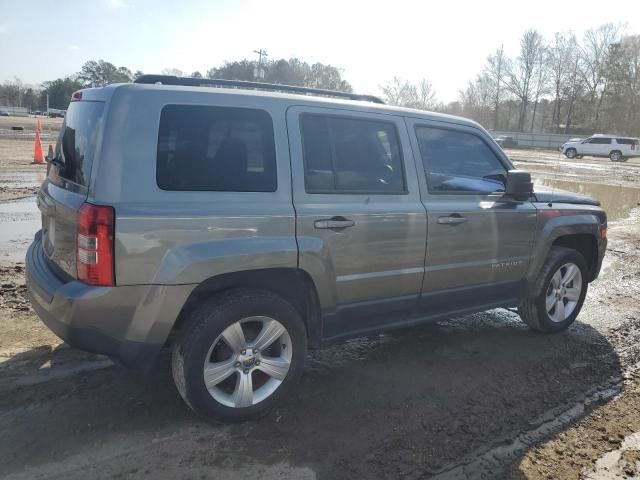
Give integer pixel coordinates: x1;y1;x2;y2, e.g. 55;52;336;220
314;217;355;229
437;215;467;225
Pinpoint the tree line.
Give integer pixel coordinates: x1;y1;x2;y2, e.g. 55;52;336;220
455;24;640;136
1;25;638;137
0;58;352;112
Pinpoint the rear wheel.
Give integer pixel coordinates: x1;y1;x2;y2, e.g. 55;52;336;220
610;150;622;162
172;289;307;422
519;247;588;333
565;148;577;159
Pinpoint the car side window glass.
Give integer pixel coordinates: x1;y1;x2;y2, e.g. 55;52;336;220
301;114;406;194
157;105;277;192
415;126;506;194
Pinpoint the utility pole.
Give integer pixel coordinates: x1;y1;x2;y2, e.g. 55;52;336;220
253;49;268;79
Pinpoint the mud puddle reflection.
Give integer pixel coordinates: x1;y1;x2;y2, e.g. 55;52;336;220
0;196;39;261
534;178;640;221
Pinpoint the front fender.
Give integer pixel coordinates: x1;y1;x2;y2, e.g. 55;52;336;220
526;205;604;285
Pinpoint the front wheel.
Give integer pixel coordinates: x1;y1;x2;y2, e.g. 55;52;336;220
519;246;588;333
565;148;577;159
172;289;307;422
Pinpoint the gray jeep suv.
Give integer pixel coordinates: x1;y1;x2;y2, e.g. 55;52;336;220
26;75;607;421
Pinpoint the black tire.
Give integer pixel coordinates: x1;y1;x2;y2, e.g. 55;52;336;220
565;148;577;159
609;150;622;162
172;289;307;422
518;246;589;333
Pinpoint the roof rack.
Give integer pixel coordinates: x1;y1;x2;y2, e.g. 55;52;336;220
133;74;385;104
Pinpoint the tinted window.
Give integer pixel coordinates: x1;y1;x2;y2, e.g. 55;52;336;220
616;138;639;146
415;127;506;194
589;137;612;144
301;114;405;193
157;105;276;192
51;101;104;189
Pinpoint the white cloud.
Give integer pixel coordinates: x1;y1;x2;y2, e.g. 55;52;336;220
106;0;133;8
68;44;80;51
0;24;8;34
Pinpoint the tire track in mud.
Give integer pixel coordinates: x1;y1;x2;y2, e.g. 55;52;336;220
430;378;624;479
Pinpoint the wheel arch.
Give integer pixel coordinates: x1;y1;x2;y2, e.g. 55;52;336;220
527;213;604;286
168;268;323;348
551;234;599;281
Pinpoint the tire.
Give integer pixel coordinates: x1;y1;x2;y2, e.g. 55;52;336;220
609;150;622;162
518;246;588;333
565;148;577;159
172;289;307;422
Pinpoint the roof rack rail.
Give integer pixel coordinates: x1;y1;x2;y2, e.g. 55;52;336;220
134;74;385;104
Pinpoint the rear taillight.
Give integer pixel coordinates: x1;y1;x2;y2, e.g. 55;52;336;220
77;203;115;286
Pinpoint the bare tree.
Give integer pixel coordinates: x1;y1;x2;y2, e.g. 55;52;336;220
460;73;493;125
484;46;508;129
507;30;545;131
579;23;620;128
161;68;186;77
530;46;550;131
606;35;640;135
380;77;437;110
564;53;583;133
548;32;577;129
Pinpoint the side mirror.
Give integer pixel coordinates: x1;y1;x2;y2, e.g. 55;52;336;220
505;170;533;199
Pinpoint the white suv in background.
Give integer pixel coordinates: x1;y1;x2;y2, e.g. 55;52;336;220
561;135;639;162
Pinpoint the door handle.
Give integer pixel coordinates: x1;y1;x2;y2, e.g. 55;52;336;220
437;215;467;225
314;218;355;229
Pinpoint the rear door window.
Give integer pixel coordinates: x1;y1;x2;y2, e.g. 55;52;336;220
50;101;104;190
157;105;277;192
300;114;406;194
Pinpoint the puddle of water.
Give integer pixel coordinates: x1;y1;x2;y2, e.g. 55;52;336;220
534;178;640;221
0;171;45;189
0;196;40;261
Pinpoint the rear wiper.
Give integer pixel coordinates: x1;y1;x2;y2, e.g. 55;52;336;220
48;156;64;169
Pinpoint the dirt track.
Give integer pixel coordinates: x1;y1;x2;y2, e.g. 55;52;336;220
1;121;639;479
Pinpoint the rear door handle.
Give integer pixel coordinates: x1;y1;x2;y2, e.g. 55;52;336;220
314;218;355;229
437;215;467;225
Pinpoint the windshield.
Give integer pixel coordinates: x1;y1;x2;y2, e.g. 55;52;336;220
50;101;104;189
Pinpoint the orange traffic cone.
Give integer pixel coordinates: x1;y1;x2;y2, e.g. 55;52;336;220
32;130;45;164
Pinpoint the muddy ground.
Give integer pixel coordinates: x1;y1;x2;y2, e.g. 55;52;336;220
0;119;639;479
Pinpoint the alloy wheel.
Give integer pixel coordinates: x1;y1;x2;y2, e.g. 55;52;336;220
202;316;292;408
545;262;582;323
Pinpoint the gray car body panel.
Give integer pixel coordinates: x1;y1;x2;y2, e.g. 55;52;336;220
526;202;607;284
25;82;608;369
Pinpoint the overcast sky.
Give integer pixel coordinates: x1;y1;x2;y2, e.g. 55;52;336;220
1;0;639;102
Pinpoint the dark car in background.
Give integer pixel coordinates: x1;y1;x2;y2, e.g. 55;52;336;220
495;135;518;148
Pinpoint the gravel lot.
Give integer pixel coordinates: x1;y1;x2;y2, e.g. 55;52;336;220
1;119;639;479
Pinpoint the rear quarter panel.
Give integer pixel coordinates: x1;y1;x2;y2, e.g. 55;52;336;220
90;85;297;286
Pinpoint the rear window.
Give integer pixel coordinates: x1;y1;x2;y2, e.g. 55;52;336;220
51;101;104;189
616;138;639;146
156;105;277;192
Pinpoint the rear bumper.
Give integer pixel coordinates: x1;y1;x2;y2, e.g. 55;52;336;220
26;231;193;370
